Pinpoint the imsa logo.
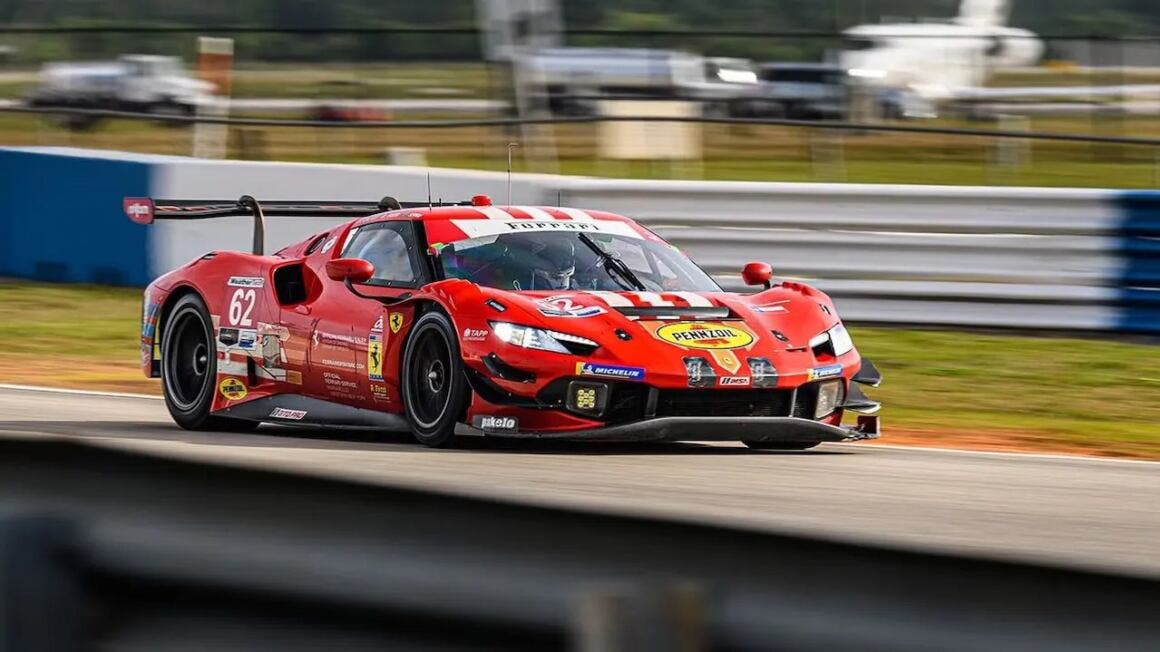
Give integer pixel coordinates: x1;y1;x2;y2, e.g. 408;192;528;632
656;322;754;350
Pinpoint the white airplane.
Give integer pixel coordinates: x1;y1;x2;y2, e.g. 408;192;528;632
839;0;1043;99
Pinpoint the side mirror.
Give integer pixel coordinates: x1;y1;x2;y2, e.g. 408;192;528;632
326;258;375;284
741;261;773;289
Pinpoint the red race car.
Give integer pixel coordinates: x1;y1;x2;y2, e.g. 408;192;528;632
125;194;881;449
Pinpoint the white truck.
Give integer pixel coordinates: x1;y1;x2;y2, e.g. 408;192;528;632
27;54;214;129
518;48;761;117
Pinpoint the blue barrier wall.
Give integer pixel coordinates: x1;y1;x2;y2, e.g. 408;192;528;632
1115;192;1160;333
0;148;151;286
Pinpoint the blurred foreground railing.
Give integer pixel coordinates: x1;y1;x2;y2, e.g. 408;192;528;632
1;438;1158;651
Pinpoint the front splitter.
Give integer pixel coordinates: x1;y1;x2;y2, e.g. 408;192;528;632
457;415;880;443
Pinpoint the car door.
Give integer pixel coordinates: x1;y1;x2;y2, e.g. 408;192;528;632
335;219;430;410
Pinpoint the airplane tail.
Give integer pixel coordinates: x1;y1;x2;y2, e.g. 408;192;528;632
954;0;1010;27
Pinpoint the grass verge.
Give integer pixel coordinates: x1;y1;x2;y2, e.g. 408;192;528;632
0;281;1156;458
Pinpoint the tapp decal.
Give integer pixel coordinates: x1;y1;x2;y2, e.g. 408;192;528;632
462;328;489;341
655;322;755;350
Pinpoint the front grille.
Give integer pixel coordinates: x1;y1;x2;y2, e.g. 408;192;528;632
657;389;793;418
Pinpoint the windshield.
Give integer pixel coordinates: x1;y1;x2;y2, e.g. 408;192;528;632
438;231;720;293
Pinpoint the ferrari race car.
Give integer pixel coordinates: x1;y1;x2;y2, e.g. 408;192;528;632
125;194;881;449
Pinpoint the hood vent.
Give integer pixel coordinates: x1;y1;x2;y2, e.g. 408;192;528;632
614;306;733;321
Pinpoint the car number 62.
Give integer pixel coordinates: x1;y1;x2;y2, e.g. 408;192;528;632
228;288;256;326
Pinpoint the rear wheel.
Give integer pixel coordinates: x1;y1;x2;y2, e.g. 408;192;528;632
160;293;258;432
401;311;469;447
743;439;821;451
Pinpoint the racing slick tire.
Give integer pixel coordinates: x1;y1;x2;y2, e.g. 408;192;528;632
401;310;470;448
742;439;822;451
160;293;259;432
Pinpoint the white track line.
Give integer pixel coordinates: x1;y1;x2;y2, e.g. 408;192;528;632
0;383;162;400
0;383;1153;465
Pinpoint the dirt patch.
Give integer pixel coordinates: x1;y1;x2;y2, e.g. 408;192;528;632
862;426;1159;460
0;357;160;395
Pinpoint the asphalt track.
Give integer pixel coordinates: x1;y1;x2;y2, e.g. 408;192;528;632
1;384;1157;578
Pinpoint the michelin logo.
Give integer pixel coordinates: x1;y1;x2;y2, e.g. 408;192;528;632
808;364;843;381
576;361;645;381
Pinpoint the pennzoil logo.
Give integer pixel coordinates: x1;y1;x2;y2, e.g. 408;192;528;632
218;377;248;401
656;322;754;350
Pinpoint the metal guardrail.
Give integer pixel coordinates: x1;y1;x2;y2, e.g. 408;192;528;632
1;438;1158;651
9;103;1160;147
556;179;1160;333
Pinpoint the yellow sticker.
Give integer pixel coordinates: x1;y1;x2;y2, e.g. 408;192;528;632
389;312;404;334
368;332;384;381
655;322;754;350
709;349;742;374
219;377;248;401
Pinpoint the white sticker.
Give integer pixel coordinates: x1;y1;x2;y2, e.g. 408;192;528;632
462;328;489;341
451;219;643;240
228;289;256;326
269;407;307;420
719;376;751;386
228;276;264;288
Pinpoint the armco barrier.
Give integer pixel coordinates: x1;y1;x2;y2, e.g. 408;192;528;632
1;146;1156;333
1;438;1158;650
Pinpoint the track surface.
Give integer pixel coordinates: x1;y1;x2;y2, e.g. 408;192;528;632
1;385;1157;578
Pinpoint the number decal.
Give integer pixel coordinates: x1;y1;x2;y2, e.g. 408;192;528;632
228;289;256;326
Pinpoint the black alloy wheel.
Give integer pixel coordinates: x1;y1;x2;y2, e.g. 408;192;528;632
160;293;257;432
401;311;469;447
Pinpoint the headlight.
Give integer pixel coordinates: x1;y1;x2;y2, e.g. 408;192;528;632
814;380;845;419
489;321;597;354
828;324;854;356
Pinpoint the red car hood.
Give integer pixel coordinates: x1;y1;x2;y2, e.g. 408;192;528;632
483;287;846;386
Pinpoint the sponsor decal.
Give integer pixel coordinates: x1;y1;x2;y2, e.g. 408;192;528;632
371;316;384;333
314;331;368;347
228;276;265;288
269;407;307;420
323;372;359;391
367;331;384;381
218;327;258;351
319;358;358;370
808;364;844;381
218;377;247;401
719;376;751;386
473;415;518;433
370;383;390;402
656;322;755;350
575;361;645;381
389;312;404;334
123;197;154;224
452;218;643;240
537;296;606;318
141;302;160;338
462;327;489;341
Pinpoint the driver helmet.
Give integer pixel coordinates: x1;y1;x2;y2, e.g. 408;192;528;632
531;236;576;290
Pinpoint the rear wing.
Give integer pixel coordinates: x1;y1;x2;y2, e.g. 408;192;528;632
122;195;476;255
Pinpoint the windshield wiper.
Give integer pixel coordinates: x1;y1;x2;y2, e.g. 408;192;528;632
577;233;647;291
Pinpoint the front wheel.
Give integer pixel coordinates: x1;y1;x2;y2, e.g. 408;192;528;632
742;439;821;451
400;311;469;447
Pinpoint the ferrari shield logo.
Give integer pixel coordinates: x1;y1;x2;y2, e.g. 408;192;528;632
367;332;384;381
389;312;404;334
